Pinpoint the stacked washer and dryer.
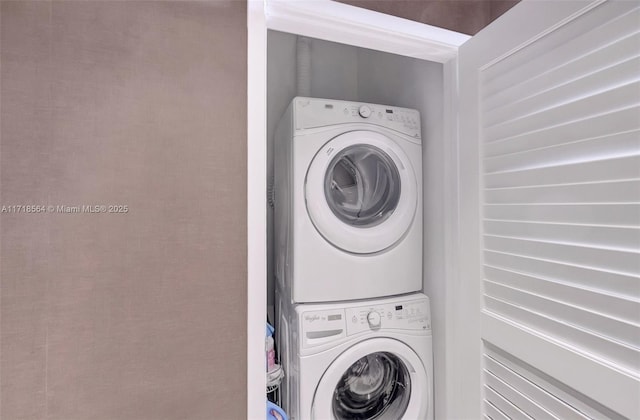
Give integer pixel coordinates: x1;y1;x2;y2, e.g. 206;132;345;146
274;97;433;420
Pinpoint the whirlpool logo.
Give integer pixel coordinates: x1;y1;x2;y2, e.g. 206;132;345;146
304;314;320;322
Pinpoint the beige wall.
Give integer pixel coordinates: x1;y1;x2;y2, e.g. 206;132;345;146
337;0;520;35
1;1;247;419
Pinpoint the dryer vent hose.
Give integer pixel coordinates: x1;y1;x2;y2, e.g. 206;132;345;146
296;37;312;97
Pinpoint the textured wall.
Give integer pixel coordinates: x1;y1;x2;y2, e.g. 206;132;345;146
337;0;520;35
0;1;247;419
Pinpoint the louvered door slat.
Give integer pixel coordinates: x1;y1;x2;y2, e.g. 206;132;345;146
485;385;534;419
484;400;511;420
484;369;558;419
484;82;640;143
485;296;638;373
485;179;640;205
483;265;639;323
484;236;640;275
484;203;640;227
484;155;640;188
484;31;640;110
484;107;640;157
484;251;638;298
484;130;640;173
484;280;639;348
482;6;640;95
485;57;640;128
484;355;585;420
484;348;623;420
484;220;640;250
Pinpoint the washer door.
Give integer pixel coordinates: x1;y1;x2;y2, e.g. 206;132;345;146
305;131;417;254
311;338;428;420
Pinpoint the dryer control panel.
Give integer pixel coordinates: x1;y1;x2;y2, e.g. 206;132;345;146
294;97;421;141
299;297;430;349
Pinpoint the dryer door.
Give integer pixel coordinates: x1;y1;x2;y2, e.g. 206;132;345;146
305;131;417;254
311;338;429;420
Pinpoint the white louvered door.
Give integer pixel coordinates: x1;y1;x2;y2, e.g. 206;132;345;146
456;1;640;419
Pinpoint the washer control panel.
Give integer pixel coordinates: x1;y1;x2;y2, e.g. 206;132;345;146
345;298;430;336
299;296;431;349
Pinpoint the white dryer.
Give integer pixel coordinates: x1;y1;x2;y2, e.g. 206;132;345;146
274;97;423;303
276;293;433;420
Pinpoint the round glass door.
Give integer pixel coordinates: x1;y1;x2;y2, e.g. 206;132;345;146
332;352;411;420
305;131;418;254
325;145;401;228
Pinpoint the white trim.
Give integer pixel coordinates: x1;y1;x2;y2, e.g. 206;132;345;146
265;0;469;62
247;1;268;419
441;58;460;420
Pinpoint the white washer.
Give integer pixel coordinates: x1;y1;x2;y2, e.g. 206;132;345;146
274;97;423;303
276;293;433;420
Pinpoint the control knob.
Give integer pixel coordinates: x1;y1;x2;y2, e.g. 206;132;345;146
358;105;372;118
367;311;381;328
